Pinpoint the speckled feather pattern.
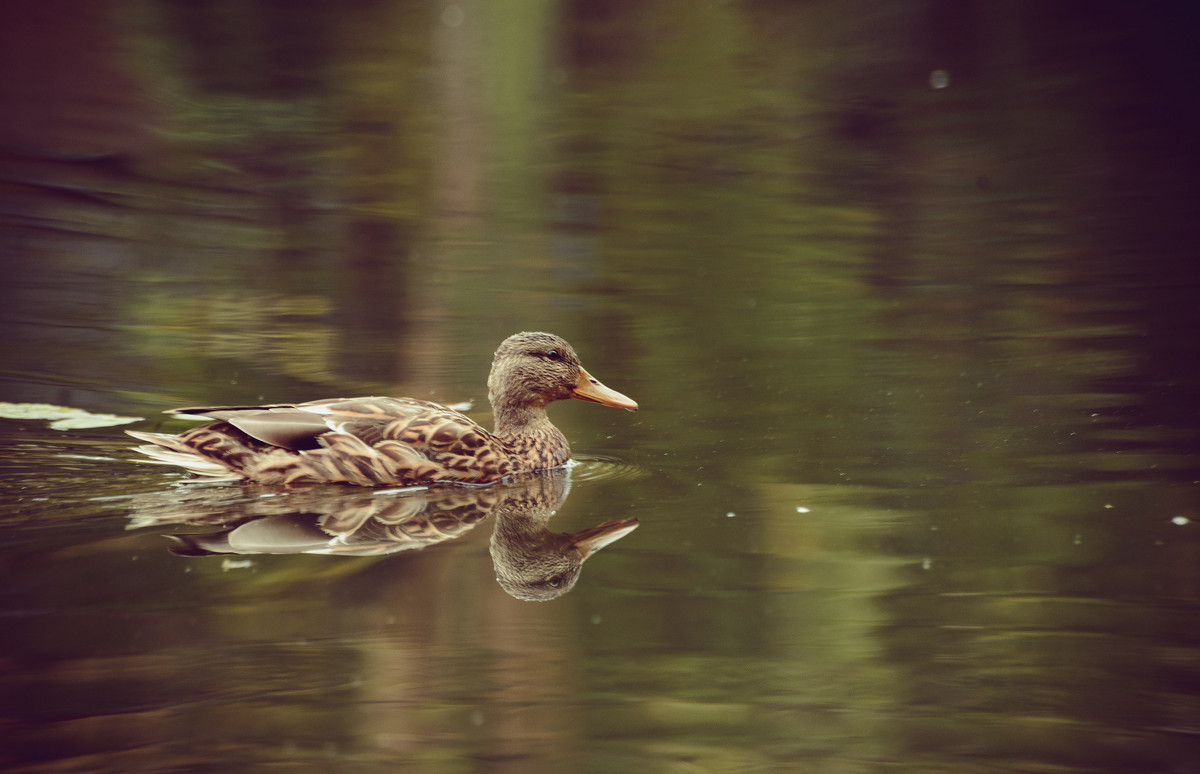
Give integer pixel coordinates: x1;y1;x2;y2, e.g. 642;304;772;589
127;332;635;486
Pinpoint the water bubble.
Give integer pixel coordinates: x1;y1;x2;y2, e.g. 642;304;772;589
795;506;810;513
442;5;464;27
1171;515;1190;526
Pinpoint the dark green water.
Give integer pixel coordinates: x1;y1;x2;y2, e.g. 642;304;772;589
2;2;1199;772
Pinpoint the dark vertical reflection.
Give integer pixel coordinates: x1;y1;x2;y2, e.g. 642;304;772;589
0;0;159;161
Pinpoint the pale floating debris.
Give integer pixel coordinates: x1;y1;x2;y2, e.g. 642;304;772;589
0;402;142;430
929;69;950;89
1171;515;1190;526
444;400;474;412
221;558;255;571
795;506;810;513
921;558;932;570
726;511;736;518
1104;503;1114;509
1073;534;1083;545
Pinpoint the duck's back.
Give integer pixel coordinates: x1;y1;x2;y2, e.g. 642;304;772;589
129;396;544;486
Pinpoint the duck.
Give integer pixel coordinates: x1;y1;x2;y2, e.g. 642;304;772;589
127;331;637;486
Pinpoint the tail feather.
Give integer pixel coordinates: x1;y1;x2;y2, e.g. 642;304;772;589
126;430;240;478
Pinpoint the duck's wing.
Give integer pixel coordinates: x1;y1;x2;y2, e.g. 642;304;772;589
170;397;473;452
152;397;510;486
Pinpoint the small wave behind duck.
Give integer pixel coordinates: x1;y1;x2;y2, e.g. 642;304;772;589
566;454;648;484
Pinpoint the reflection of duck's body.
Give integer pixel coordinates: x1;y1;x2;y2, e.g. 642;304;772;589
162;486;506;557
128;332;637;486
140;470;637;600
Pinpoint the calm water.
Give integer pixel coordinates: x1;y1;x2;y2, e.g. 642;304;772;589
2;2;1199;772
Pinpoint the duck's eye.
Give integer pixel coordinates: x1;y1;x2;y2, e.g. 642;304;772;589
545;349;560;361
548;575;563;588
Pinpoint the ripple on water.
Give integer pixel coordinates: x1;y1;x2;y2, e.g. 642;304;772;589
567;455;648;484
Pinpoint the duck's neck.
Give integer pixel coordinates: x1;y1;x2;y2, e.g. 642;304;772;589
491;402;571;467
493;401;553;438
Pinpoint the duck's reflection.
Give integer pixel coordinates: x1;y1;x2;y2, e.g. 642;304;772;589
127;469;636;601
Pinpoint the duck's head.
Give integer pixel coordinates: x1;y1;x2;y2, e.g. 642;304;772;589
487;332;638;413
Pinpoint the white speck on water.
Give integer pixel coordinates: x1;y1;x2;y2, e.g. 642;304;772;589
1171;515;1190;526
726;511;735;518
1073;534;1083;545
1104;503;1114;509
921;558;932;570
930;69;950;89
795;506;810;513
222;558;255;571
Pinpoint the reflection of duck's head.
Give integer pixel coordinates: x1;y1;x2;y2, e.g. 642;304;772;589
489;504;638;602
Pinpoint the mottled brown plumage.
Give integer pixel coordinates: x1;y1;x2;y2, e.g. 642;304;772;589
127;332;637;486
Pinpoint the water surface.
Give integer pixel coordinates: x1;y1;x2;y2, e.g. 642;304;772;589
2;2;1199;772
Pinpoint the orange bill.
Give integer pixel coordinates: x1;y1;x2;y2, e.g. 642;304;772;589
571;369;638;412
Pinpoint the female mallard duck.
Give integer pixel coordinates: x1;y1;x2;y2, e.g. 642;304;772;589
128;331;637;486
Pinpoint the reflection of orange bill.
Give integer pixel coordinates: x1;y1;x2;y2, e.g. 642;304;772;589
572;518;640;556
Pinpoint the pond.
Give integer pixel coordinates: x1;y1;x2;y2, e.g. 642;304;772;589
2;1;1199;772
